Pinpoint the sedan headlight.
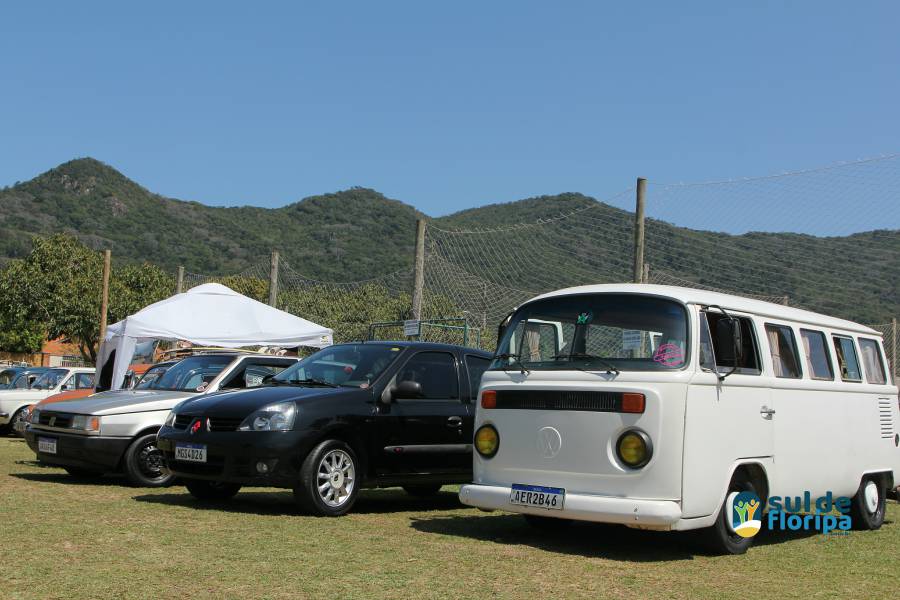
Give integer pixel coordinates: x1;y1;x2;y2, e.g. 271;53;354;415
164;411;176;427
238;401;297;432
71;415;102;433
28;409;40;424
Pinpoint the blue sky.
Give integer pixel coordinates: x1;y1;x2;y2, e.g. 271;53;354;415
1;2;898;234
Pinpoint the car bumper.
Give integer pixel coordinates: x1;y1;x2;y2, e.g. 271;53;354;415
157;428;314;487
24;426;130;472
458;484;683;528
0;412;9;425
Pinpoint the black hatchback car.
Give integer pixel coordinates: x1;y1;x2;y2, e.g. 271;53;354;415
157;341;492;515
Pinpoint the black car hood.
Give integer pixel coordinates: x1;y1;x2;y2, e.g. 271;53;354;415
176;385;368;418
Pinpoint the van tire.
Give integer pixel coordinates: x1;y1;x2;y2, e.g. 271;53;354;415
185;479;242;501
123;433;175;487
700;472;762;555
849;476;886;530
294;440;360;516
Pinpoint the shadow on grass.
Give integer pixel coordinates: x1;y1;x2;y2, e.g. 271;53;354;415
409;513;824;560
11;471;126;487
132;487;465;516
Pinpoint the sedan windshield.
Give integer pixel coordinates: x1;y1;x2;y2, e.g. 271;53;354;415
148;355;234;392
275;344;403;388
134;365;171;390
31;369;69;390
493;294;689;372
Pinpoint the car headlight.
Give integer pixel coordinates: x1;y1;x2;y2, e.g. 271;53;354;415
164;411;176;427
28;408;40;424
238;401;297;432
474;424;499;458
71;415;102;433
616;429;652;468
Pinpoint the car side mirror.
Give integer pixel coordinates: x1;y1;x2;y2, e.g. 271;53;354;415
391;380;422;401
261;374;275;385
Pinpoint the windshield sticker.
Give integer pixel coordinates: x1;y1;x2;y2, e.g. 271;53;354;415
653;343;684;367
576;311;594;325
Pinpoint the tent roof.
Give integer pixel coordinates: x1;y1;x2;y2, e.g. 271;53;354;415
104;283;333;348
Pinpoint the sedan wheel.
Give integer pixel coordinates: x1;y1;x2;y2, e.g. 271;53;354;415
295;440;360;516
124;433;175;487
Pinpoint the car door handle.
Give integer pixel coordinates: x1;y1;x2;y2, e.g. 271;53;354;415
760;406;775;418
447;416;463;427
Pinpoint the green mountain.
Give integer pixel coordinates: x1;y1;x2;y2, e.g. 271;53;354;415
1;158;897;324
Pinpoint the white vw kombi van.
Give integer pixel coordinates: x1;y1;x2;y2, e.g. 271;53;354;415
459;284;900;554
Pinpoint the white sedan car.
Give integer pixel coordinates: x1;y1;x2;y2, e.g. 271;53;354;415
0;367;95;435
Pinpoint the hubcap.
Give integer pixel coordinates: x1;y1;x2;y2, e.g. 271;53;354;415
863;481;879;514
138;442;165;480
317;449;355;507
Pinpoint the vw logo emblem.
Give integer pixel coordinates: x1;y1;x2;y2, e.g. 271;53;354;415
537;426;562;458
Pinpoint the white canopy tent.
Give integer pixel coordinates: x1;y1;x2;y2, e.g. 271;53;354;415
96;283;333;390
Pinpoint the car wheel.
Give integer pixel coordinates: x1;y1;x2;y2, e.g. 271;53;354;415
402;484;443;497
523;514;572;529
64;466;103;478
295;440;360;516
9;407;29;438
849;476;886;530
184;479;242;501
123;433;175;488
700;472;763;555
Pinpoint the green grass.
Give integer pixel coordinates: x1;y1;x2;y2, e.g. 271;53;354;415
0;437;897;599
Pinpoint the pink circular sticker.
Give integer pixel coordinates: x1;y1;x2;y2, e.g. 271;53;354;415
653;343;684;367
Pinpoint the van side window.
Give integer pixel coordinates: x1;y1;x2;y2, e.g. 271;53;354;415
705;313;761;375
858;338;887;385
832;336;862;382
765;324;802;379
800;329;833;380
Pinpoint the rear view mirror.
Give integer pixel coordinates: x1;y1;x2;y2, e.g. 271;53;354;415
261;374;275;385
713;316;744;379
392;380;422;400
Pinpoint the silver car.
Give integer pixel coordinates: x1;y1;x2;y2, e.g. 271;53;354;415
24;353;297;486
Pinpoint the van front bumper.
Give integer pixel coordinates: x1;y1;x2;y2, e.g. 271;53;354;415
458;484;682;528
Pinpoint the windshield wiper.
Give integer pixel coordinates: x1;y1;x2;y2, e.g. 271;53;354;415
281;378;339;388
551;353;620;375
493;352;530;375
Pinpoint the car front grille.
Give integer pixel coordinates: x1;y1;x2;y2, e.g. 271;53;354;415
173;415;193;430
494;390;625;412
37;412;74;428
208;417;243;432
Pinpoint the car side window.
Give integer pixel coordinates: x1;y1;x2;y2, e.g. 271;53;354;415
832;336;862;382
75;373;95;389
465;355;491;399
765;324;802;379
800;329;833;380
397;351;459;400
858;338;887;385
60;375;75;391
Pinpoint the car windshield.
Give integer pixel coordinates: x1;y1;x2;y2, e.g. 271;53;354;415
148;355;234;391
0;369;18;389
31;369;69;390
274;344;403;388
134;365;171;389
492;293;689;372
11;372;37;389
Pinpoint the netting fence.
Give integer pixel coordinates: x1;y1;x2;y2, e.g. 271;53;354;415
174;154;899;378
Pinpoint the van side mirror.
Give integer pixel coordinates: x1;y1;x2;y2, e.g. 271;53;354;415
391;380;422;400
714;316;743;378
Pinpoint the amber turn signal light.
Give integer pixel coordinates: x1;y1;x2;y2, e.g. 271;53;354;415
481;390;497;409
621;393;645;413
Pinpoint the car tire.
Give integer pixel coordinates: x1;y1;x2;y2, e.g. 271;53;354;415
849;476;886;530
9;407;29;438
402;484;443;497
64;466;103;478
523;514;572;529
184;479;242;501
700;472;763;555
123;433;175;488
294;439;360;517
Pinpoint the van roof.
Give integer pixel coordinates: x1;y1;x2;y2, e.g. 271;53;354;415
526;284;880;336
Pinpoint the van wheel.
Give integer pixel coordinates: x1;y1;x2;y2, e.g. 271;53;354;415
123;433;175;488
701;472;763;555
849;477;886;530
294;440;359;516
403;484;442;497
523;514;572;529
185;479;242;501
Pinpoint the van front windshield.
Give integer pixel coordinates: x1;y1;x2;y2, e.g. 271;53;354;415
492;294;689;372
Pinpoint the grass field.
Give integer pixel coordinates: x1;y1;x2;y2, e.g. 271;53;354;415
1;437;897;599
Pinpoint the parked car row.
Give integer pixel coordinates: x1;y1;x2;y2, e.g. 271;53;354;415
0;366;94;435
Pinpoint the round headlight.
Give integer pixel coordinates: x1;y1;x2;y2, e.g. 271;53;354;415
616;430;652;468
474;425;499;458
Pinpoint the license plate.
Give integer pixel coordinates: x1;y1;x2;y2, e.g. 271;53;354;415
38;437;57;455
175;443;207;463
510;483;565;510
